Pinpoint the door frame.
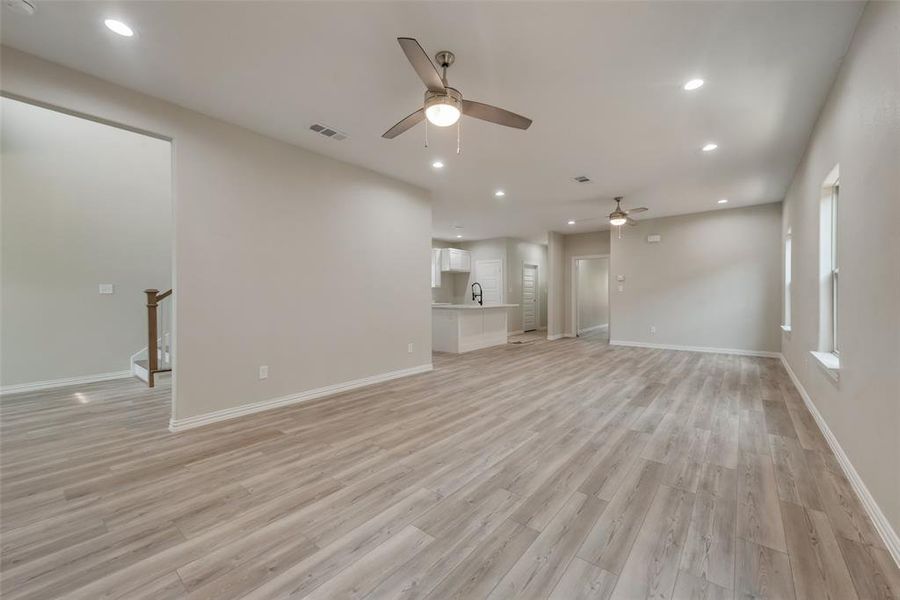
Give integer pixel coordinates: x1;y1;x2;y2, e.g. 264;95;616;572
522;263;539;332
474;258;503;304
571;254;609;337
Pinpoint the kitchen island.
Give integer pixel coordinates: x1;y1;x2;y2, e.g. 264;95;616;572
431;304;518;353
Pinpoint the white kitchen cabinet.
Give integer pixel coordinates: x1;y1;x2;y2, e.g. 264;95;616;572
440;248;471;272
431;248;442;288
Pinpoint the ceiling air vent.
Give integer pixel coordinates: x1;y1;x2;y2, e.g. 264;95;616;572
309;123;348;141
573;175;591;183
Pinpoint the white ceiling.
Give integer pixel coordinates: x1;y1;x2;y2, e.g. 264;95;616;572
1;1;862;243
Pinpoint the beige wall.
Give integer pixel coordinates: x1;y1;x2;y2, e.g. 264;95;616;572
781;1;900;537
610;203;782;353
547;232;565;338
563;231;610;336
576;257;609;332
1;48;432;421
1;97;171;387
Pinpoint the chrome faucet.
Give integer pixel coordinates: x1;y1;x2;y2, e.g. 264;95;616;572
471;282;483;306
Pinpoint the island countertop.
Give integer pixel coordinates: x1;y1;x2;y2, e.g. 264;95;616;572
431;303;519;310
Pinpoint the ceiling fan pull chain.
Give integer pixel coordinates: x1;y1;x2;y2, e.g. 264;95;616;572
456;118;461;154
424;118;429;148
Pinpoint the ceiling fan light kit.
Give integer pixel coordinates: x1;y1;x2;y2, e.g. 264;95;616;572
424;88;462;127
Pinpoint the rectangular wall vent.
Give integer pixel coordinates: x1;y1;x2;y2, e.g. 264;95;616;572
309;123;348;141
573;175;591;183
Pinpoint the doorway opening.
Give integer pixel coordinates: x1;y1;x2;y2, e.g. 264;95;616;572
0;95;174;422
522;264;539;332
572;256;609;340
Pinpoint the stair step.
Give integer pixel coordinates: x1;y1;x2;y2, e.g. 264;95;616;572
133;359;170;373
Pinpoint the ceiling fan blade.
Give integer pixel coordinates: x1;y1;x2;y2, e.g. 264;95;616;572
626;217;639;226
397;38;445;93
625;207;648;214
382;108;425;139
462;100;532;130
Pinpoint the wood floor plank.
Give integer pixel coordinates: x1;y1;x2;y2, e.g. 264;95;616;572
737;451;787;553
673;570;733;600
548;557;617;600
608;484;696;600
767;434;820;510
302;524;433;600
836;536;900;600
680;491;737;590
422;518;538;600
576;458;663;573
487;491;606;600
780;501;858;600
734;538;795;600
0;334;869;600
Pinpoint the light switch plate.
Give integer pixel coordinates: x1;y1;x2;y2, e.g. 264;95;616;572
647;235;661;243
258;365;269;379
98;284;114;295
616;275;625;282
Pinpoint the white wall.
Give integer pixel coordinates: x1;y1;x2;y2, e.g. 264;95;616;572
610;203;782;353
1;48;432;422
576;257;609;333
781;1;900;540
563;231;610;336
1;97;171;387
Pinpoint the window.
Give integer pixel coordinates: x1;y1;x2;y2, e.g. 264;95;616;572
783;229;792;330
814;165;840;376
831;182;839;354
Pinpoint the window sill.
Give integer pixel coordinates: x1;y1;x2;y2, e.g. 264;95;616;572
780;325;792;333
810;351;840;381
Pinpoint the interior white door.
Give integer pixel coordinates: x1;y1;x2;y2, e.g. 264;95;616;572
475;259;503;305
522;264;538;331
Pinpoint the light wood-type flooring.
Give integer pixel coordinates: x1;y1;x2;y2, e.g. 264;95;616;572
1;332;898;599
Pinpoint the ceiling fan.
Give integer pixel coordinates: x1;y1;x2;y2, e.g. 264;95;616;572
608;196;648;226
382;37;533;144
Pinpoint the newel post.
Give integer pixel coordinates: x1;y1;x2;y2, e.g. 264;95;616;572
144;289;159;387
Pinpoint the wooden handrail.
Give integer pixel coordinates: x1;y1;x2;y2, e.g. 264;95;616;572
143;289;172;387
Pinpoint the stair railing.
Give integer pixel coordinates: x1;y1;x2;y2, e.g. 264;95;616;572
143;288;173;387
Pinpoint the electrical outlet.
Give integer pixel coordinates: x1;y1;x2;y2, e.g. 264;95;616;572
98;284;114;295
258;365;268;380
617;284;624;292
407;343;414;354
650;326;656;335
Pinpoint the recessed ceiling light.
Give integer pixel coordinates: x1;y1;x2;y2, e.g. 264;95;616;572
432;161;444;169
494;190;505;197
456;234;463;239
104;19;134;37
718;199;729;204
702;143;718;152
567;220;576;225
683;78;704;91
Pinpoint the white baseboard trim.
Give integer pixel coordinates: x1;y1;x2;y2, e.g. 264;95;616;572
169;363;433;433
508;330;525;336
1;370;132;396
608;339;781;358
780;356;900;566
546;333;564;341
